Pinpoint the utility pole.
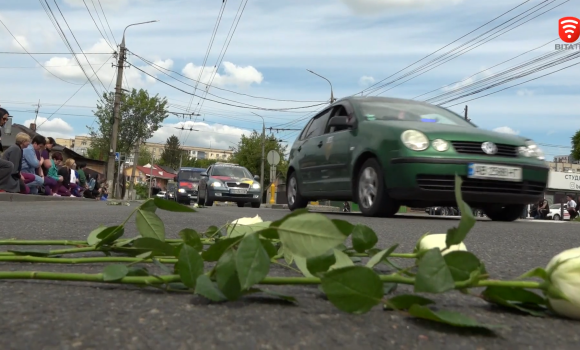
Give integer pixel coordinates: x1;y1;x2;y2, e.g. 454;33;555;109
106;20;159;196
33;100;40;126
464;105;469;121
307;69;335;103
149;154;154;198
251;112;266;203
128;139;140;200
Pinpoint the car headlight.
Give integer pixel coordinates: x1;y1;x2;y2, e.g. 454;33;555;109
401;130;429;151
178;189;186;193
431;139;449;152
518;140;545;160
211;182;222;187
252;183;260;189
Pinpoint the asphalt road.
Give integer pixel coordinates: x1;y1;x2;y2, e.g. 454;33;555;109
1;201;579;349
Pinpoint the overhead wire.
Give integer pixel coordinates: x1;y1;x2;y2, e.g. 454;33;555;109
96;0;118;47
81;0;115;50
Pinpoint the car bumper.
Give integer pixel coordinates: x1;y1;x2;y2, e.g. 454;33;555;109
177;192;197;201
209;188;261;203
387;157;549;206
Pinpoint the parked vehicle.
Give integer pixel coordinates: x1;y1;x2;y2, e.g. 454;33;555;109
547;203;569;221
165;182;176;201
285;96;549;221
197;162;262;208
156;191;166;198
173;167;205;205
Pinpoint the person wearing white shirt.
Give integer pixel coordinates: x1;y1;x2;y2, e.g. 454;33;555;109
566;195;577;220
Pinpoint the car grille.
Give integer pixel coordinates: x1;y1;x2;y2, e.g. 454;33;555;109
226;182;250;188
451;141;518;157
416;175;545;196
186;189;198;195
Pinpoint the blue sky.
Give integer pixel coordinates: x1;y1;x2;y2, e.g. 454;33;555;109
0;0;578;159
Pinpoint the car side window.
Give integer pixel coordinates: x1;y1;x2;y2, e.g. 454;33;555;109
298;119;314;141
207;166;212;175
325;105;350;134
303;108;333;139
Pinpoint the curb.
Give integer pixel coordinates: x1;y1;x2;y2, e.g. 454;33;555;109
262;204;340;212
0;193;97;202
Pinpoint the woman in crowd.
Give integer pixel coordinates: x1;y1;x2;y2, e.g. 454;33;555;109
0;109;20;193
58;158;81;197
43;151;65;196
1;132;33;194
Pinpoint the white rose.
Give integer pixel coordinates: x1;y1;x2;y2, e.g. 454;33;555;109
230;214;263;226
416;233;467;255
546;247;580;320
193;203;199;208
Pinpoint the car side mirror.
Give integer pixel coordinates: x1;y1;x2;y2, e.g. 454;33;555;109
200;172;208;177
253;175;260;181
328;115;351;129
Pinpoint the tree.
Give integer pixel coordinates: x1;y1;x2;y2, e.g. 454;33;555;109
87;88;168;161
572;130;580;161
230;130;288;185
138;145;152;166
159;135;182;169
181;157;218;169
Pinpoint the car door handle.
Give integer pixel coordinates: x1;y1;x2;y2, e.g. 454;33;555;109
297;145;302;152
317;141;323;148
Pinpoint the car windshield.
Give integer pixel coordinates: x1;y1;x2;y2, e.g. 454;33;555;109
178;171;202;182
355;100;475;127
212;166;252;179
167;183;176;191
550;204;565;209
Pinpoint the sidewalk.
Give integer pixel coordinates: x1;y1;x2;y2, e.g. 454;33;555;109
0;193;97;202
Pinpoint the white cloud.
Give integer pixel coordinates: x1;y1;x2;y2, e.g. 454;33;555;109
63;0;134;10
493;126;520;135
26;117;75;139
359;75;375;87
11;35;30;51
144;59;174;83
182;61;263;88
339;0;463;15
516;89;534;96
442;68;494;92
149;120;252;150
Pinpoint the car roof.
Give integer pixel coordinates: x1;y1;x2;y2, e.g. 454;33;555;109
179;167;206;171
337;95;436;107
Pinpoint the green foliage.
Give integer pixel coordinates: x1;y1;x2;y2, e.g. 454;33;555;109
230;130;288;183
572;129;580;161
87;88;169;162
138;145;153;166
180;157;218;169
159;135;182;169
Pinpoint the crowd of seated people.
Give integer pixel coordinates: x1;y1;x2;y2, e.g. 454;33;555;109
0;107;108;198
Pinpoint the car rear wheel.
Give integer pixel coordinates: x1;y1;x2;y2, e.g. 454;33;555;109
198;189;206;206
483;204;525;222
287;172;308;211
355;158;399;217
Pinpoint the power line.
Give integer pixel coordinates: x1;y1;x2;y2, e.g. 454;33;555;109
81;0;115;50
356;0;534;96
129;49;325;103
0;52;111;54
126;62;328;111
95;0;118;47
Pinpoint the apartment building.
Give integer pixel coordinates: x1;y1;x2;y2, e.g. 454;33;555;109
548;155;580;173
62;135;233;161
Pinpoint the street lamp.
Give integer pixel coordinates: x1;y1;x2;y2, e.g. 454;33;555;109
251;112;266;203
307;69;335;103
107;20;158;198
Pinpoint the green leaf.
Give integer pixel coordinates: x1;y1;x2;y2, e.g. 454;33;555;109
135;209;165;241
133;237;177;257
195;274;227;302
215;249;243;300
259;289;298;303
258;228;279;240
350;257;362;263
87;225;106;245
228;221;272;238
329;249;354;270
7;249;50;257
408;304;498;330
320;266;383;314
153;197;196;212
140;199;157;212
414;248;455;294
283;245;294;265
96;226;125;248
443;251;482;282
518;267;549;281
351;224;378;253
293;255;315;277
446;175;476;247
204;225;222;238
102;264;129;282
201;236;243;262
271;208;309;228
113;237;138;248
385;295;435;310
384;283;398;295
331;219;355;236
152;258;172;274
276;213;346;258
481;286;547;316
366;244;399;268
177;245;204;289
236;232;271;290
260;239;278;259
306;249;336;275
179;229;203;251
127;267;149;277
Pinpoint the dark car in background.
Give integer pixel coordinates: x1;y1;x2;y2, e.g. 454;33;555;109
173;167;205;205
197;162;262;208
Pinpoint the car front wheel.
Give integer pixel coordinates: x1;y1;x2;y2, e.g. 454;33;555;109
484;204;526;222
553;214;561;221
355;158;399;217
287;172;308;211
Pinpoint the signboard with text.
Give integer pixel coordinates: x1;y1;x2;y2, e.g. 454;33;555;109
547;171;580;191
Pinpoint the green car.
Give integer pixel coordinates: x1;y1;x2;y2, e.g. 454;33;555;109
286;96;549;222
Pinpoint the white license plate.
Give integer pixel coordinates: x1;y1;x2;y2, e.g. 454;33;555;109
230;189;248;194
468;163;522;181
